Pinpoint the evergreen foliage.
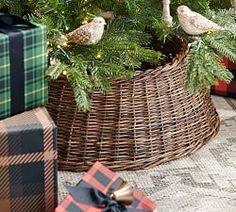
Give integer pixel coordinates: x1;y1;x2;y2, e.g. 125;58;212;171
210;0;231;9
0;0;235;110
0;0;163;111
186;9;236;91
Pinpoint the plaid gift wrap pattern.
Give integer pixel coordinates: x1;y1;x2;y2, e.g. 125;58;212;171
0;14;48;119
211;58;236;98
0;108;57;212
56;161;156;212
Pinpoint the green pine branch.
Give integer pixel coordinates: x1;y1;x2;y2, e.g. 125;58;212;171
186;40;233;91
1;0;236;110
187;42;234;91
186;8;236;91
205;36;236;63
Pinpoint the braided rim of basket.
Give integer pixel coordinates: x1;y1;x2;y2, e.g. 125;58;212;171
113;37;189;85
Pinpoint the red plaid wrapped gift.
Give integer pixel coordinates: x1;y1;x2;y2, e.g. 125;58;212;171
56;161;156;212
211;58;236;98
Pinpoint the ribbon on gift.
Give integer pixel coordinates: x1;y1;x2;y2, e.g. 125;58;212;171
0;14;36;115
65;181;151;212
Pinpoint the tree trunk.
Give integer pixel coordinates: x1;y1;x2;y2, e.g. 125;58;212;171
162;0;173;26
232;0;236;8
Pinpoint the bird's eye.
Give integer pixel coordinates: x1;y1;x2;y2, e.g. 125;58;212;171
181;9;184;13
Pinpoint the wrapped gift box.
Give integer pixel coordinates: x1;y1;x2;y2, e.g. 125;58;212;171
0;108;57;212
0;14;48;119
56;161;156;212
211;58;236;98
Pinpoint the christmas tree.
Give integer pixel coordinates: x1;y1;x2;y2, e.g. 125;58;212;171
0;0;235;110
2;0;164;111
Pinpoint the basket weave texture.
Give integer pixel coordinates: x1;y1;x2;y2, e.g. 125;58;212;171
47;40;220;171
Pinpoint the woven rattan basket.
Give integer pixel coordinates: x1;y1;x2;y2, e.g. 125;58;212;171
47;38;220;171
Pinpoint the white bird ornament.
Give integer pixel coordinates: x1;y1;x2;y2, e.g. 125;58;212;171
66;17;106;45
177;5;222;36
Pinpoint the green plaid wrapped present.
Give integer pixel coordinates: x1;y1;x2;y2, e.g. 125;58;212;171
0;14;48;119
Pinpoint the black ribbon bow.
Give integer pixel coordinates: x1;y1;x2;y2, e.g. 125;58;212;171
65;183;151;212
